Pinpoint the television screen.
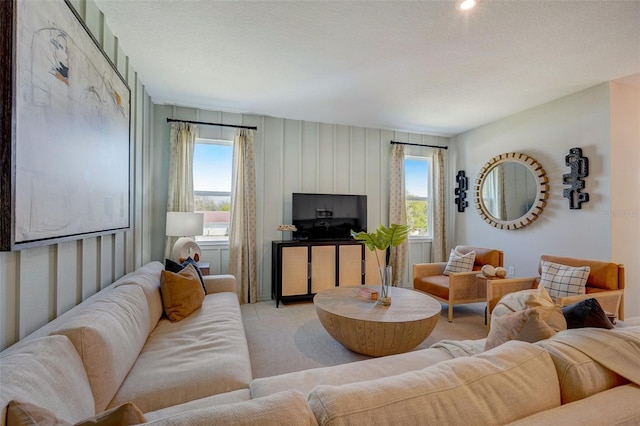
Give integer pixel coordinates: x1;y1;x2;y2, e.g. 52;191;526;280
292;193;367;241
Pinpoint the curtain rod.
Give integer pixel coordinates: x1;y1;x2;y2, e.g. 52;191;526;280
390;140;448;150
166;118;257;131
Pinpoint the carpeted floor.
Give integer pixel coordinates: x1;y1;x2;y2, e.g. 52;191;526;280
241;297;488;379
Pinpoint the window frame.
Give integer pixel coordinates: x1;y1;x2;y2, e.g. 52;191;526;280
404;155;433;240
193;138;233;244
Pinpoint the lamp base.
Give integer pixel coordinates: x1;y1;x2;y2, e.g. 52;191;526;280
172;237;202;262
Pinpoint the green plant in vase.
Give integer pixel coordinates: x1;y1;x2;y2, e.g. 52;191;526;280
351;223;408;305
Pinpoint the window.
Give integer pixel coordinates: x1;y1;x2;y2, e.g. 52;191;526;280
405;156;432;238
193;139;233;242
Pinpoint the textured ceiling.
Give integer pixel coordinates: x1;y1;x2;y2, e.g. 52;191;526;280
95;0;640;136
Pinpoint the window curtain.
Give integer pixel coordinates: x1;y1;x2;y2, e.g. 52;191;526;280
164;122;197;260
431;148;447;262
389;143;408;286
228;129;257;304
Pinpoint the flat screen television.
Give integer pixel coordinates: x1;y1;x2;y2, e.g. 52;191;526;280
292;193;367;241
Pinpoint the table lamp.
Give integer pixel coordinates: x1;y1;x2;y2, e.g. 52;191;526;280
166;212;204;262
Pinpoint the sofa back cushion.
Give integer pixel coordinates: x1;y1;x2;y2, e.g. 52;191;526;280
143;390;317;426
51;285;150;412
535;329;632;403
114;261;165;330
0;335;95;425
307;340;560;425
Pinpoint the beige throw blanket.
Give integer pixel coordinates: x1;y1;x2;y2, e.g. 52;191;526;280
545;326;640;385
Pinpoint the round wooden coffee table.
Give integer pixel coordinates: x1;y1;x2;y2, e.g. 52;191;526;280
313;285;441;357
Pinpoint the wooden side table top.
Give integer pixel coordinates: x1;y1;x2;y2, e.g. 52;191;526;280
313;286;441;356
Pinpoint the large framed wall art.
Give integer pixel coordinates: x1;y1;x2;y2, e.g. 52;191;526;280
1;0;131;251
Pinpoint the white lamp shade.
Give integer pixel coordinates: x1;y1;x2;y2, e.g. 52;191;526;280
166;212;204;237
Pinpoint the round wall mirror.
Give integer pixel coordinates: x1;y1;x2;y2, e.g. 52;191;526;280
474;152;548;230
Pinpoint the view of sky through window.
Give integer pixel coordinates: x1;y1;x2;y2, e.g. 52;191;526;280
405;158;429;197
193;143;232;192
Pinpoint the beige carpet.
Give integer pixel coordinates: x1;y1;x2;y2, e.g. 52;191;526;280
241;298;488;379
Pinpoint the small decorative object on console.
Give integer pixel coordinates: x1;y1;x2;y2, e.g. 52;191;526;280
356;287;378;301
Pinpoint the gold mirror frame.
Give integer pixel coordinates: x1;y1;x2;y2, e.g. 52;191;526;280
474;152;549;230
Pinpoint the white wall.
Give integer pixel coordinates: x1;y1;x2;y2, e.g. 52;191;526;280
0;0;154;351
150;105;449;301
610;79;640;319
453;82;638;318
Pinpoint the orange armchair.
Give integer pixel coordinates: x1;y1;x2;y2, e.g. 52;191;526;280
413;246;504;322
487;255;625;327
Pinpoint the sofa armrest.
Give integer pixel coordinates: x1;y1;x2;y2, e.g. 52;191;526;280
203;275;237;294
413;262;447;277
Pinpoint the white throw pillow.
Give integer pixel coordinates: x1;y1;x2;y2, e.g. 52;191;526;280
539;260;590;300
443;249;476;276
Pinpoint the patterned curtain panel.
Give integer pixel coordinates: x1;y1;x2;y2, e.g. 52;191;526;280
432;148;447;262
164;122;197;259
389;143;408;286
228;129;257;304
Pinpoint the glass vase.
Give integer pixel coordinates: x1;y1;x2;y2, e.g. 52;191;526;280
378;265;392;306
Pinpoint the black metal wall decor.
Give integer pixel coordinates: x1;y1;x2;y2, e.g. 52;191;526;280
455;170;469;212
562;147;589;210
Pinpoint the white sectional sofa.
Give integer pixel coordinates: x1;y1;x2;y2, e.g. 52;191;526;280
1;261;639;425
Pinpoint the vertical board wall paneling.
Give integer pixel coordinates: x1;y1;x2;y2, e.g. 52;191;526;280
17;246;51;339
56;240;79;316
0;252;18;348
301;121;318;192
334;125;351;194
318;123;335;193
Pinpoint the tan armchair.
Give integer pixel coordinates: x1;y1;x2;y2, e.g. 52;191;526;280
487;255;625;327
413;246;504;322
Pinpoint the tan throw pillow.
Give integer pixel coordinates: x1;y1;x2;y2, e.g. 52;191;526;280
492;285;555;318
539;260;590;300
6;401;146;426
443;249;476;276
160;264;205;322
485;305;567;350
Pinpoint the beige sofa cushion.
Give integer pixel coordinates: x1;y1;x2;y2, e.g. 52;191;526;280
251;344;459;399
5;401;146;426
307;340;560;425
507;384;640;425
51;285;150;412
143;390;317;426
0;335;95;425
114;261;165;330
536;331;630;403
144;389;250;421
109;292;252;413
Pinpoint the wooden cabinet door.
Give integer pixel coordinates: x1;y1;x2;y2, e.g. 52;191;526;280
338;244;363;286
281;246;309;296
311;245;336;293
364;248;385;285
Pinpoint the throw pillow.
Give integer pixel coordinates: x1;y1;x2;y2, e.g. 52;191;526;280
443;249;476;276
160;264;206;322
165;257;206;292
491;285;555;318
6;401;146;426
539;260;590;300
562;298;614;330
485;305;567;351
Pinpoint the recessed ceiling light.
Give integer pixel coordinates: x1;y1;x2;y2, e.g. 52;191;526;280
456;0;478;11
